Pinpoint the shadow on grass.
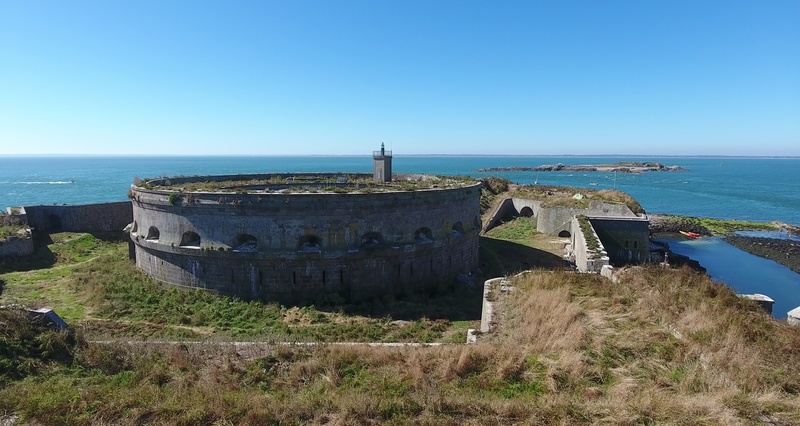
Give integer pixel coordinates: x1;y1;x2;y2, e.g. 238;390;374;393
87;231;128;242
334;285;484;322
479;236;571;277
0;232;56;274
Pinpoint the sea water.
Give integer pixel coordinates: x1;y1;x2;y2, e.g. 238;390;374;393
2;156;799;225
659;237;800;318
1;155;799;316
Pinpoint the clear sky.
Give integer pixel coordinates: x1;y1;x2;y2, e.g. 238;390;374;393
1;1;798;156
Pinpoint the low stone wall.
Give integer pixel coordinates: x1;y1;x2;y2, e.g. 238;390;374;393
480;277;506;333
24;202;133;233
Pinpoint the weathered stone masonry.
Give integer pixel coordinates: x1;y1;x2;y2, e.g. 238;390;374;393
129;175;482;303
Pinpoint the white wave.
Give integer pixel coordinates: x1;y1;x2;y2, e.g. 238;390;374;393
17;181;74;185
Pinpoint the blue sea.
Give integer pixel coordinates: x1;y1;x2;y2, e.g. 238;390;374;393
1;155;799;316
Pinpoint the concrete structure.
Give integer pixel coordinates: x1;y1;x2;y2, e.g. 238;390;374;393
788;306;800;326
0;209;33;258
485;198;641;238
738;294;775;315
480;277;509;333
569;216;610;273
128;173;481;304
484;195;650;271
373;143;392;183
0;231;34;258
588;216;650;265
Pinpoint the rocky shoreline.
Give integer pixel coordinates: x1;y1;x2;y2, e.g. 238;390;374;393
477;161;686;174
723;235;800;274
648;214;711;237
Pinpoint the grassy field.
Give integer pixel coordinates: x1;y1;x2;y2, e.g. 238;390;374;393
3;265;799;424
0;233;482;343
4;209;799;424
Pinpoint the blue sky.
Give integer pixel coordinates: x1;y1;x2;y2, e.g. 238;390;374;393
1;1;798;156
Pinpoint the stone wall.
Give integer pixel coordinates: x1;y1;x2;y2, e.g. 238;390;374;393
570;216;609;273
24;202;133;233
483;197;639;237
537;201;638;236
483;198;517;232
589;216;650;265
0;232;34;258
130;182;482;303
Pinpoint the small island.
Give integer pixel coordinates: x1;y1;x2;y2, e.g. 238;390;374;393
477;161;686;173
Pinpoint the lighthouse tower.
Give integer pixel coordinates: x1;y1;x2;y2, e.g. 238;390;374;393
372;143;392;183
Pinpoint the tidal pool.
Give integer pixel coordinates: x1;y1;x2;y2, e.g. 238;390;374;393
657;237;800;319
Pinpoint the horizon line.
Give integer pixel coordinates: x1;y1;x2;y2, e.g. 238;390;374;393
2;153;800;159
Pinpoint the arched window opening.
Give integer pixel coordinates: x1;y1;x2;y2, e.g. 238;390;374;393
414;227;433;244
180;231;201;247
520;207;534;218
360;232;384;249
146;226;160;241
298;235;322;251
558;230;571;238
233;234;258;252
452;222;465;237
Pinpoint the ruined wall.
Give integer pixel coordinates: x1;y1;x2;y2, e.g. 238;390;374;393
130;183;482;303
24;202;132;233
589;216;650;266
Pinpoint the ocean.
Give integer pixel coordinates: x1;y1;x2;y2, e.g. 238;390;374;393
2;155;799;316
2;155;799;225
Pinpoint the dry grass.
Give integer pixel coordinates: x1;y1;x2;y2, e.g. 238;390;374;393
3;266;800;424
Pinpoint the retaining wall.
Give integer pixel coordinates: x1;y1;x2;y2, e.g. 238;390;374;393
24;202;133;233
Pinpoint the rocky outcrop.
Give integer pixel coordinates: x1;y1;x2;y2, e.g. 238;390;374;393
477;162;686;173
723;235;800;274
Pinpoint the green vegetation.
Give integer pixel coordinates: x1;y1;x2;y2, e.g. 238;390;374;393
480;217;570;276
139;174;479;194
0;233;479;342
650;214;784;237
0;214;26;239
3;266;798;424
576;215;601;257
479;177;510;215
510;184;644;213
683;215;778;235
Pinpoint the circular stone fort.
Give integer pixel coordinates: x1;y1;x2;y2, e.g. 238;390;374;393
128;148;481;303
